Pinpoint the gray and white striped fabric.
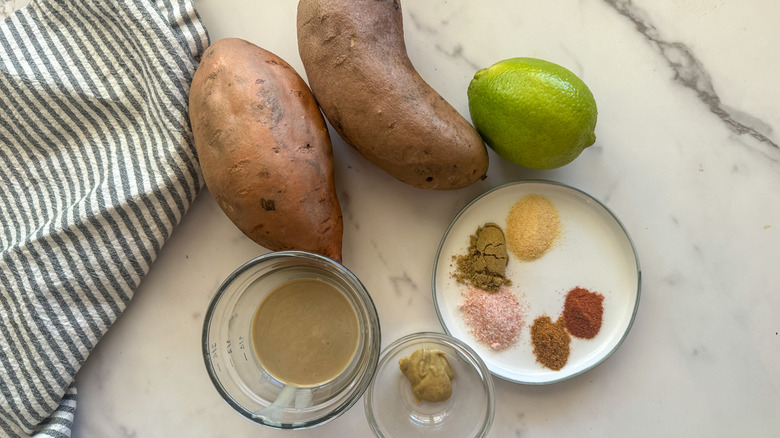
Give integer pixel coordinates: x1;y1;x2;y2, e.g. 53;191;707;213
0;0;208;436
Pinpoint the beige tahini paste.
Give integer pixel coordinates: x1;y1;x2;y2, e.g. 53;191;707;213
251;278;358;386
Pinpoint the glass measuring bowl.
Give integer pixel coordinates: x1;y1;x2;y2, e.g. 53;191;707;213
202;251;381;429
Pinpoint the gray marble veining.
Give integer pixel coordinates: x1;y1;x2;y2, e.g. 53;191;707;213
605;0;777;149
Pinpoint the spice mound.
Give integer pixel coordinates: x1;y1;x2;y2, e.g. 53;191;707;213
398;348;455;403
506;194;561;261
530;315;571;371
563;287;604;339
453;222;511;293
459;287;524;350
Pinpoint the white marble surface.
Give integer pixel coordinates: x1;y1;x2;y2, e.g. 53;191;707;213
57;0;780;436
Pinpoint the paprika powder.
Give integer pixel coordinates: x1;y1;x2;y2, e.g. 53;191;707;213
563;287;604;339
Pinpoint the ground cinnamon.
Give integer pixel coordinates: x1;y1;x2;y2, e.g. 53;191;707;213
563;287;604;339
530;315;570;371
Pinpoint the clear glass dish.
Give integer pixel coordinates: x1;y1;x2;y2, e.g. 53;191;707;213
365;332;495;437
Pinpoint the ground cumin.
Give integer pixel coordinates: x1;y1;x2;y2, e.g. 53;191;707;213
505;194;560;261
530;315;570;371
452;223;511;292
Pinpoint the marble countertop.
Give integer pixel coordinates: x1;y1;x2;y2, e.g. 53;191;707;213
63;0;779;436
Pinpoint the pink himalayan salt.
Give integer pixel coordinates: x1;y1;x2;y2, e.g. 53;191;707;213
458;287;524;350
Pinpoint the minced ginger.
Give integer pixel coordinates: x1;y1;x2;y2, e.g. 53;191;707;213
398;348;455;403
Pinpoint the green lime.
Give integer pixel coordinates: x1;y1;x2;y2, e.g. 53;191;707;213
467;57;597;169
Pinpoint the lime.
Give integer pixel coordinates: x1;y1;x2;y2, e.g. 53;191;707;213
467;57;597;169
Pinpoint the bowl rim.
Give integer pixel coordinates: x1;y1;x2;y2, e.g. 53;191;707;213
364;331;496;438
202;250;381;430
431;179;642;385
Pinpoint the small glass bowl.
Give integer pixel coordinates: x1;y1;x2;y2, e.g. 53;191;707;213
365;332;495;437
202;251;381;429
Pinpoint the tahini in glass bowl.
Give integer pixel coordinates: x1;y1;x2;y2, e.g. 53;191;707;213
202;250;381;429
364;332;495;438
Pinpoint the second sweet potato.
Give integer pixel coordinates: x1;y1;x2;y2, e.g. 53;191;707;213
189;38;343;261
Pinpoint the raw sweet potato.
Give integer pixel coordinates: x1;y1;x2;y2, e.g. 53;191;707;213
297;0;489;190
189;38;343;261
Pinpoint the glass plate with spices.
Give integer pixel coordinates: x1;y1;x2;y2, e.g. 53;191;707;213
432;181;641;385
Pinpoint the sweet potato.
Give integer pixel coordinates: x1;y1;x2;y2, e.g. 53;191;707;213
297;0;489;190
189;38;343;261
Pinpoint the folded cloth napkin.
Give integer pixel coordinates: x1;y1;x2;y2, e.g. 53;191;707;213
0;0;208;436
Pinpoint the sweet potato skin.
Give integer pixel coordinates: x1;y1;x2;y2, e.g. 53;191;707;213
297;0;489;190
189;38;343;261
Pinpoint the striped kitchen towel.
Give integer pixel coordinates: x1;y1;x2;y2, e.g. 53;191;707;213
0;0;208;436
